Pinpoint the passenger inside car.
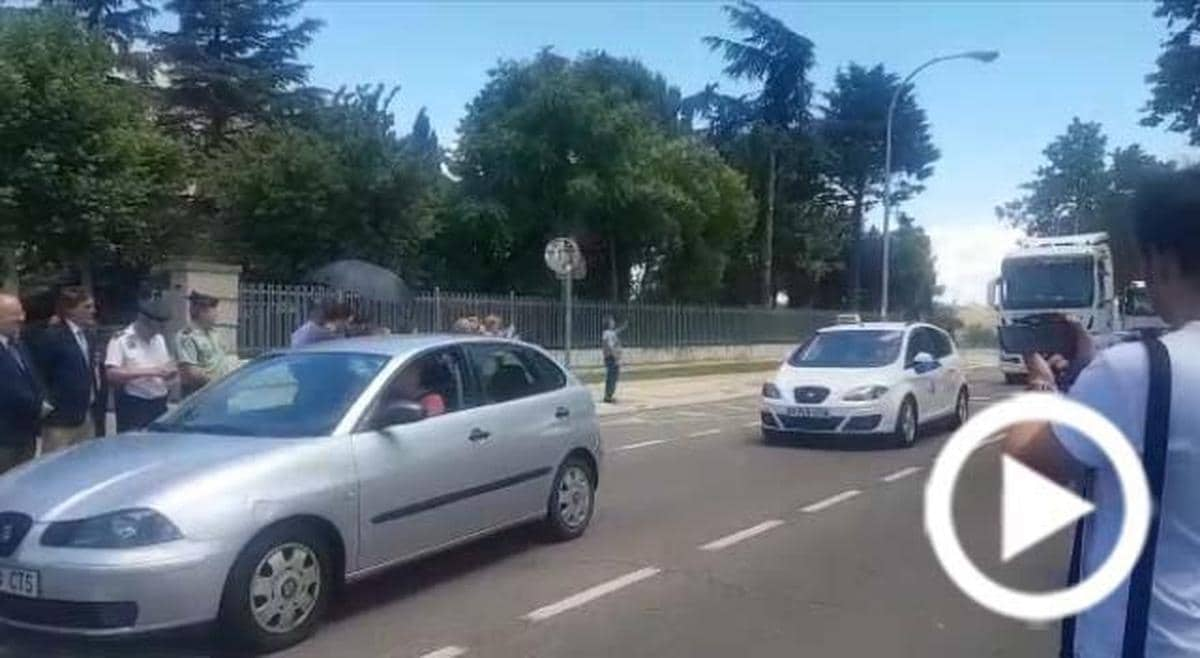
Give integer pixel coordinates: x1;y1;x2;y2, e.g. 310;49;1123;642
389;356;451;417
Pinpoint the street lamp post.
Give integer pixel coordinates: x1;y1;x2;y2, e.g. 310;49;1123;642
880;50;998;320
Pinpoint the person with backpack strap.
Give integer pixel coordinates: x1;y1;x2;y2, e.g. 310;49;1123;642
1006;170;1200;657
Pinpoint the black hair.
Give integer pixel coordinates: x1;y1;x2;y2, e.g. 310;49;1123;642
1134;168;1200;279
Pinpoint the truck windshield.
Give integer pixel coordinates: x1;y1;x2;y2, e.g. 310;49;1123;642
1124;287;1156;316
1002;257;1094;310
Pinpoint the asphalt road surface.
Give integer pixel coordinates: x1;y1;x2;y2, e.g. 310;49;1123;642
0;367;1068;657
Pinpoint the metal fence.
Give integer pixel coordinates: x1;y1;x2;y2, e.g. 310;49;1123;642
239;282;846;357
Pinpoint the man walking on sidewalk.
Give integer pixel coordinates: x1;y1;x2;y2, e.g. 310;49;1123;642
602;315;627;404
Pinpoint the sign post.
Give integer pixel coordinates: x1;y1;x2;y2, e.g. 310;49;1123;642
544;237;585;367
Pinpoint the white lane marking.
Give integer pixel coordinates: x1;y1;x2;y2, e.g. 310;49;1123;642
699;520;786;551
744;421;761;428
615;439;669;452
689;428;721;438
599;416;648;427
801;489;862;513
675;410;715;419
418;647;467;658
523;567;662;622
971;396;992;402
880;466;922;483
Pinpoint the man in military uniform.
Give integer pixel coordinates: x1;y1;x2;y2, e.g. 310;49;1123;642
176;291;236;397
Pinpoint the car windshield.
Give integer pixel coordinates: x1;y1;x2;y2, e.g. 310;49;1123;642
1002;257;1095;310
148;352;388;437
788;330;903;368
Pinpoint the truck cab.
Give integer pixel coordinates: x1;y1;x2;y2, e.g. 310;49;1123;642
988;232;1118;384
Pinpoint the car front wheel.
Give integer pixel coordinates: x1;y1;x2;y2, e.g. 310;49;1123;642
544;456;596;541
893;397;918;448
949;387;969;430
219;523;333;654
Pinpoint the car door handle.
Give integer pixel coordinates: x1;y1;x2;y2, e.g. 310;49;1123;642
555;406;570;419
468;428;491;442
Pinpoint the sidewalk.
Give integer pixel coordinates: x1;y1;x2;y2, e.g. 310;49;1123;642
589;369;769;416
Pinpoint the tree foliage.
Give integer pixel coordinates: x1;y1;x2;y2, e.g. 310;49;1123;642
203;85;438;281
155;0;322;145
449;50;754;302
0;9;183;284
858;214;941;320
1143;0;1200;144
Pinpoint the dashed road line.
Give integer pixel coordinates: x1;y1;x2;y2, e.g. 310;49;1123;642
971;396;992;402
523;567;662;622
688;428;721;438
743;421;761;428
614;439;669;452
801;489;862;513
880;466;922;483
417;647;468;658
699;520;786;551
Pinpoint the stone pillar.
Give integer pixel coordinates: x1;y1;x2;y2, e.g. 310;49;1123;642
155;260;242;357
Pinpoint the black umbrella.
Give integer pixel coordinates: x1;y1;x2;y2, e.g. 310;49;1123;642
305;260;413;306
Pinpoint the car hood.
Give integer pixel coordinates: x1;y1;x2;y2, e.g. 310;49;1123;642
773;365;897;400
0;432;296;521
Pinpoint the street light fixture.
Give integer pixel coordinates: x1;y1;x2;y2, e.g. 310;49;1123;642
879;50;998;319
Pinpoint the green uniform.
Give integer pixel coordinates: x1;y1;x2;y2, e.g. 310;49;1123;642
176;324;235;395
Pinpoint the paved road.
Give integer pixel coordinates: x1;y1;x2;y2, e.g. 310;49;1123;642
1;367;1068;657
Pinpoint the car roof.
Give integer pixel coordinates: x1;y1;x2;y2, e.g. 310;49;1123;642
817;321;912;333
287;333;525;358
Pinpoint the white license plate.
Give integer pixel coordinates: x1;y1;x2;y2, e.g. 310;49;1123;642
0;566;40;598
787;406;829;418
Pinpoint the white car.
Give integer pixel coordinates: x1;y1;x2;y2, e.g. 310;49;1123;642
760;322;969;447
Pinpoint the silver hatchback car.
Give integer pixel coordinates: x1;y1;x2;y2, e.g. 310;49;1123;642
0;335;602;653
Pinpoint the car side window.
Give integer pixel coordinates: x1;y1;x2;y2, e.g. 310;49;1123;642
930;329;954;359
519;347;568;392
904;329;927;365
378;347;468;419
466;344;558;403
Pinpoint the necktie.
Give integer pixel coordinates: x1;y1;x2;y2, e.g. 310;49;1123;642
6;340;28;374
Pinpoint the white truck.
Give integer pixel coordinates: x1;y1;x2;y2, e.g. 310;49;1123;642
988;232;1119;384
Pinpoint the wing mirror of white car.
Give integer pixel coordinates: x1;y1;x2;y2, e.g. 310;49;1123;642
910;352;939;373
373;400;426;429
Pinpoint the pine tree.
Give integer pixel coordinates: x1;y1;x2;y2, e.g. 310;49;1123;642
155;0;322;145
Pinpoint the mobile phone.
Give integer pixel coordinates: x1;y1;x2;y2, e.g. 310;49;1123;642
997;316;1077;359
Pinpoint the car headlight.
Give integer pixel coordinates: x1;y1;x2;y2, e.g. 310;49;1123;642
842;385;889;401
762;382;782;399
41;509;183;549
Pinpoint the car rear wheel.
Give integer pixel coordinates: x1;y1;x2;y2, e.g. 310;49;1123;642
543;456;595;541
949;387;969;430
893;397;918;448
219;523;333;654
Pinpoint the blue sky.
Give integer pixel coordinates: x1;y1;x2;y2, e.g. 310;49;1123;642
298;1;1190;303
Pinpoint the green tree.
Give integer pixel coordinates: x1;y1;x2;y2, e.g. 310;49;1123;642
448;50;754;301
858;214;941;319
155;0;322;145
819;63;938;305
204;85;439;281
698;0;816;306
1143;0;1200;144
42;0;155;61
0;8;183;290
996;118;1108;236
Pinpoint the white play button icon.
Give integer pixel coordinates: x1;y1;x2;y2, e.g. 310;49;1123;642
1001;455;1094;562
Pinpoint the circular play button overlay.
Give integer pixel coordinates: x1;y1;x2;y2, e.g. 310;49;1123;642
924;393;1151;622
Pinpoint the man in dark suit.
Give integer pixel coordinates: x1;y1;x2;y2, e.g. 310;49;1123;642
31;287;100;453
0;293;44;474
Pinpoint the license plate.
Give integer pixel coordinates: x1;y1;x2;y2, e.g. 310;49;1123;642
0;566;40;598
787;406;829;418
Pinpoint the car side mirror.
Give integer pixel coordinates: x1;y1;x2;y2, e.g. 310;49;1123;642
910;352;939;373
373;400;425;429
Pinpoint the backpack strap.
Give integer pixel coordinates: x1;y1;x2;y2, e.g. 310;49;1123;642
1121;336;1173;658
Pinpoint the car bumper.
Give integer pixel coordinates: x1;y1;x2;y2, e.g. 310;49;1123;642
999;352;1025;375
759;399;898;435
0;535;236;636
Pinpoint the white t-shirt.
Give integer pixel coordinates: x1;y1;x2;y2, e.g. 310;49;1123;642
1052;322;1200;657
105;324;172;400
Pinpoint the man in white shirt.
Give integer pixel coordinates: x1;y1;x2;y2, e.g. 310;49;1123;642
105;297;177;432
1007;170;1200;657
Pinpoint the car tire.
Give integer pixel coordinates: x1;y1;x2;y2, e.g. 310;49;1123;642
892;397;918;448
543;455;596;542
218;522;333;655
948;387;969;430
1004;373;1026;386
